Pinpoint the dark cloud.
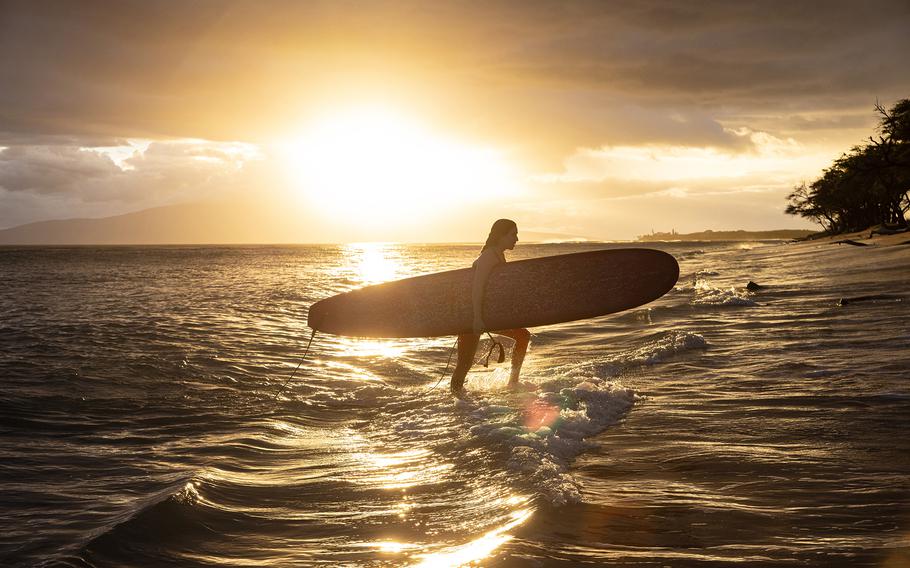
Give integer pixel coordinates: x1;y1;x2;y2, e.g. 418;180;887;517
484;3;910;110
0;145;120;193
0;132;126;147
0;137;263;228
1;0;908;147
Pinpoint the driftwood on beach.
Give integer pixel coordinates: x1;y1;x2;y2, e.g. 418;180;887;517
838;294;905;306
870;226;910;237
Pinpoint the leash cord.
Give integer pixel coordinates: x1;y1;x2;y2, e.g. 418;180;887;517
419;336;459;395
274;331;468;401
273;328;318;401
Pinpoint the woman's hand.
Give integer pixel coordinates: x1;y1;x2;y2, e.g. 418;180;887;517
472;315;486;335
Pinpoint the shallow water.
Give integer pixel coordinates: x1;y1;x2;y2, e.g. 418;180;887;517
1;240;909;567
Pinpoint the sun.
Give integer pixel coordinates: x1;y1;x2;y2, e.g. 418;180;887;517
279;106;519;227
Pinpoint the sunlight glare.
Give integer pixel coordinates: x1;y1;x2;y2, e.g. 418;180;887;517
280;106;519;226
412;507;534;567
330;243;415;358
353;448;453;490
373;540;421;553
347;242;402;285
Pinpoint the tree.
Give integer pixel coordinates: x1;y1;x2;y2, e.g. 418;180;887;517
786;99;910;232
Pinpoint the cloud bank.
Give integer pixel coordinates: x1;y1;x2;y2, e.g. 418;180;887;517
1;1;908;238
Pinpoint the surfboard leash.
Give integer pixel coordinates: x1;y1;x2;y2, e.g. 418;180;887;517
273;331;490;401
417;336;460;396
482;332;506;366
417;331;504;397
273;328;318;401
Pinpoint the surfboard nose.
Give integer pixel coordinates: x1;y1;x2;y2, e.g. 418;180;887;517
307;299;327;331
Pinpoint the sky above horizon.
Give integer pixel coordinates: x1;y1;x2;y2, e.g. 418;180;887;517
2;0;909;242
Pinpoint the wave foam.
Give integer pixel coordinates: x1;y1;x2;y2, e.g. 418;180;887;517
691;279;757;306
624;331;708;365
459;331;707;504
463;378;636;505
676;249;706;260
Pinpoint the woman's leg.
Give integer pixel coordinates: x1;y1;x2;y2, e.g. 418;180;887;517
495;328;531;385
451;332;480;394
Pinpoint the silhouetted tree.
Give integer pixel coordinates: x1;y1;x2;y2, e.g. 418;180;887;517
786;99;910;233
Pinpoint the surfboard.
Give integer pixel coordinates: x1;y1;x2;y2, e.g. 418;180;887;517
307;248;679;338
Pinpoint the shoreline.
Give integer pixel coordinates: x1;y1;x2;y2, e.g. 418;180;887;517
794;226;910;248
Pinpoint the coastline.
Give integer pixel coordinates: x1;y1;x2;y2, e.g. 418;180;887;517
795;226;910;248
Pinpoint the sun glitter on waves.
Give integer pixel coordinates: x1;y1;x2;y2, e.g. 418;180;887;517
333;242;409;359
279;105;520;227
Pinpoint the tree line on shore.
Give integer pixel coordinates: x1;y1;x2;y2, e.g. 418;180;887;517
786;99;910;235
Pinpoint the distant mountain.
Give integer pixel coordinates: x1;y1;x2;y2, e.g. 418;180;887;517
520;230;590;243
0;203;594;245
637;229;816;242
0;202;311;245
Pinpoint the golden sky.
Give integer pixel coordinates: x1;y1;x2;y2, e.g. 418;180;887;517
1;1;909;242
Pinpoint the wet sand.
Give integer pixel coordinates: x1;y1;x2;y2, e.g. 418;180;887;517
796;226;910;248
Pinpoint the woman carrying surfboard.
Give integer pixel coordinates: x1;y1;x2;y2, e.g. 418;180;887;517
450;219;530;396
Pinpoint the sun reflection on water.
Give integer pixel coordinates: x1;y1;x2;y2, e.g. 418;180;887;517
361;448;433;468
411;506;535;567
353;448;454;490
312;243;535;567
343;338;410;358
330;242;411;358
356;496;535;567
346;241;403;285
373;540;422;553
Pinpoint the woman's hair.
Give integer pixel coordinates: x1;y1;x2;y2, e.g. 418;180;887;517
481;218;517;252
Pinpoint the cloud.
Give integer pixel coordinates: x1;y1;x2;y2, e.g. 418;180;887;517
513;181;814;241
528;127;830;195
0;138;264;228
0;1;907;236
513;124;836;237
1;0;907;148
0;145;121;194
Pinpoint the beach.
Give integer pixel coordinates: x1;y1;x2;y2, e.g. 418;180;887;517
1;238;909;567
799;227;910;248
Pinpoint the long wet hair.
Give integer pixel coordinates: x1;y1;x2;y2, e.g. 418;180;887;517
481;218;517;253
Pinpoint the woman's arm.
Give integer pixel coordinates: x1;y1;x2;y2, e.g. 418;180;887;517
471;252;497;334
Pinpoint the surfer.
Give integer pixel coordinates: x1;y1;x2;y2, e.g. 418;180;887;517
451;218;530;396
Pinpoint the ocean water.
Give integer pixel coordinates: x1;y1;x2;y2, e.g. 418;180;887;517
1;240;909;567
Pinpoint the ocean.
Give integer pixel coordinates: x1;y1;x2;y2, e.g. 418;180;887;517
1;240;908;567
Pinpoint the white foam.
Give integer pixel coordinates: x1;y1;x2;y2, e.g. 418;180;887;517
396;332;707;506
676;249;706;260
461;331;707;504
691;278;757;306
623;331;708;366
465;378;637;505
